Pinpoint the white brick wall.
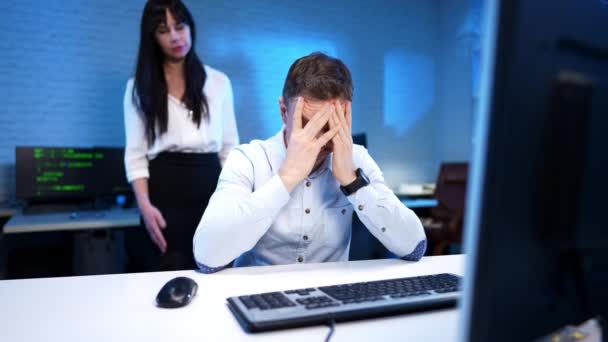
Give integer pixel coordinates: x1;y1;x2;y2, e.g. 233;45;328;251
0;0;476;203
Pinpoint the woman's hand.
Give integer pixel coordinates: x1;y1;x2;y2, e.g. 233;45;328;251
139;202;167;254
131;178;168;253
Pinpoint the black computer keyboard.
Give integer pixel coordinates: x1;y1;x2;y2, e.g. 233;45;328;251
227;273;462;332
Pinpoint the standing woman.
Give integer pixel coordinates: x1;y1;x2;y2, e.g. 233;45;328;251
124;0;239;271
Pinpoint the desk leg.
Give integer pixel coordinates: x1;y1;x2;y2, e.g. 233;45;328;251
0;216;8;279
72;229;126;275
0;232;6;280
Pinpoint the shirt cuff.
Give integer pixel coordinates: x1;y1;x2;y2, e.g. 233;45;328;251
196;260;228;274
400;239;427;261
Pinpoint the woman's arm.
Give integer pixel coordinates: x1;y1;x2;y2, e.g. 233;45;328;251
123;79;151;182
123;79;167;253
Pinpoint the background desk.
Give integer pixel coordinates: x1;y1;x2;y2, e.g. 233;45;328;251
0;205;17;218
0;254;464;342
396;185;438;213
1;208;140;278
402;198;438;209
4;207;139;234
394;183;436;199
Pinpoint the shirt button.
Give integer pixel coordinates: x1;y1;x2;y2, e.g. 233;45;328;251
305;181;311;187
297;256;304;262
341;209;346;215
305;208;311;214
303;235;309;241
381;227;386;232
358;204;364;211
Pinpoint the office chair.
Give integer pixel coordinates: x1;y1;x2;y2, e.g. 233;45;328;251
352;133;367;148
422;162;469;255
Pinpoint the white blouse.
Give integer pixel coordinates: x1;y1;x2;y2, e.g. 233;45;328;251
123;65;239;182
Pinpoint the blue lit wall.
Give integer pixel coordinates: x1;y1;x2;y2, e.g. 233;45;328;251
0;0;479;202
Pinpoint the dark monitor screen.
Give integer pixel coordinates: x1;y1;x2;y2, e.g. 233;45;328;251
15;146;130;202
461;0;608;341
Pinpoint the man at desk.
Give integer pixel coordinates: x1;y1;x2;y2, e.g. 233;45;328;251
193;52;426;273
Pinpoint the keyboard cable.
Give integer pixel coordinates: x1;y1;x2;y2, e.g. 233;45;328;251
325;319;336;342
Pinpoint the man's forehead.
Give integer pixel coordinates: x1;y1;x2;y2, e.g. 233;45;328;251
297;97;344;120
302;99;330;116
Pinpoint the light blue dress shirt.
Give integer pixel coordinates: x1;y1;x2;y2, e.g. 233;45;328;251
193;130;427;273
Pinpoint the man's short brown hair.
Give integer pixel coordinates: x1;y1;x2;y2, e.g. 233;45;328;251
282;52;353;103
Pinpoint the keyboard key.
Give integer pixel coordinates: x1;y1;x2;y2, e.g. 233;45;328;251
241;292;296;310
319;274;460;301
239;296;257;309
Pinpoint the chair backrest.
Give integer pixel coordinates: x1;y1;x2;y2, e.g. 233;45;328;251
352;133;367;148
432;162;469;219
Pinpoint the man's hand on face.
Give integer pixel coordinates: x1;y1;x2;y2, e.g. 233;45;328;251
279;97;342;192
330;100;357;186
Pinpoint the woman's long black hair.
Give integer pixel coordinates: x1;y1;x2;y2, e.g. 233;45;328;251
133;0;208;144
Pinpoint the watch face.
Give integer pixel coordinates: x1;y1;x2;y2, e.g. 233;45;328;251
358;168;370;185
341;168;370;196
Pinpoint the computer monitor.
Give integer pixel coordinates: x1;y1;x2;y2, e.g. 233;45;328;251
15;146;130;204
461;0;608;341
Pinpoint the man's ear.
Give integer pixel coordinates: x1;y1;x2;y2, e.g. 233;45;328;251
279;96;288;124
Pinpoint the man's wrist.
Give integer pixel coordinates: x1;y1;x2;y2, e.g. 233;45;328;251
278;169;300;192
338;171;357;187
339;168;370;196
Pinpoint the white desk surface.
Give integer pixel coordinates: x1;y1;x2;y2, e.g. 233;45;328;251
0;254;464;342
3;207;140;234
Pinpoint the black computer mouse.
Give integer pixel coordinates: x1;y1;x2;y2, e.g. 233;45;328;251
156;276;198;308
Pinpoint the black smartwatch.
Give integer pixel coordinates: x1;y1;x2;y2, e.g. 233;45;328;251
340;168;370;196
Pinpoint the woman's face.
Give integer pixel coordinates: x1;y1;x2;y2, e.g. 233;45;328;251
155;9;191;61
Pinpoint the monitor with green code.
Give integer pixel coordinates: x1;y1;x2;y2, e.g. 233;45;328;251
15;146;130;202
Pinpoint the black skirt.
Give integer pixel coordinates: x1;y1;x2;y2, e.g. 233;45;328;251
126;152;221;272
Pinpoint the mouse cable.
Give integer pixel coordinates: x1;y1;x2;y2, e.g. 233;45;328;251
324;319;336;342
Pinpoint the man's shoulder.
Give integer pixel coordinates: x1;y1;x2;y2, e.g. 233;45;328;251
352;143;383;175
226;137;278;187
230;136;275;163
352;143;371;160
233;139;266;156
